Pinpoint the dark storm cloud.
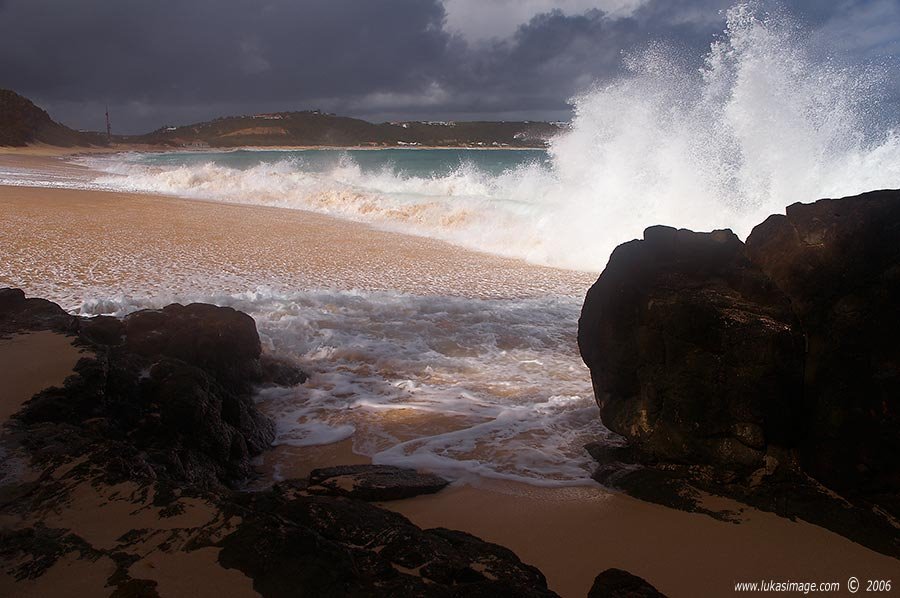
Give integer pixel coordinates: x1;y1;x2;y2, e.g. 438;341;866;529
0;0;896;133
0;1;449;102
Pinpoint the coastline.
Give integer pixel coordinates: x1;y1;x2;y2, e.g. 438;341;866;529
0;184;595;305
2;149;899;597
3;329;898;598
2;331;898;597
0;143;550;159
256;430;900;596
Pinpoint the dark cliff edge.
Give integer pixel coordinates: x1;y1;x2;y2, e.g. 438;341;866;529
0;289;560;597
0;90;108;147
578;190;900;558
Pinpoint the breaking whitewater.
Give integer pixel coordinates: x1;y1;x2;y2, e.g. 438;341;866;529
4;4;900;486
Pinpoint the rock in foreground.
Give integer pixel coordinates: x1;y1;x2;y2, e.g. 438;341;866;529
307;464;450;501
578;225;804;472
746;191;900;497
11;298;284;489
588;569;667;598
578;190;900;557
220;487;555;597
0;290;556;597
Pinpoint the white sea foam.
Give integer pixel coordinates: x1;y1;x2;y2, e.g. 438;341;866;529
11;2;900;487
75;4;900;272
77;289;610;485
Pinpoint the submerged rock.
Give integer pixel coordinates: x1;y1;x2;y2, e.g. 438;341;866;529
588;569;667;598
307;464;450;501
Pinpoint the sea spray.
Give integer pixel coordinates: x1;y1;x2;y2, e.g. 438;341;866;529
545;3;900;267
61;3;900;271
15;1;900;486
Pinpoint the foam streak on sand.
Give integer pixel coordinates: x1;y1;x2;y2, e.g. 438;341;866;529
84;290;608;486
0;184;602;486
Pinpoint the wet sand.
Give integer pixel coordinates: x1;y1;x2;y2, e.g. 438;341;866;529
0;330;82;423
256;433;900;597
2;155;899;597
0;330;259;598
0;183;595;309
387;480;900;597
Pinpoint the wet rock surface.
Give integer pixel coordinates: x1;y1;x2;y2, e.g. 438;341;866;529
307;464;451;501
746;191;900;500
0;287;78;335
0;289;554;598
123;303;266;393
588;568;667;598
218;488;556;597
578;225;804;472
578;191;900;558
9;296;285;490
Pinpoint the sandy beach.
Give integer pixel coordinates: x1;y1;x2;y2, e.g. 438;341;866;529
4;154;898;597
0;155;595;307
0;328;259;598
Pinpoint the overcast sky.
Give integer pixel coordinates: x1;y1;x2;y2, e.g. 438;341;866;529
1;0;898;134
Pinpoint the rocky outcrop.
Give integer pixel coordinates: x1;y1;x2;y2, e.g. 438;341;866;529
2;289;304;489
588;569;666;598
0;287;78;335
577;226;804;472
746;191;900;497
1;289;556;597
123;303;264;392
307;464;450;501
218;485;555;597
578;191;900;557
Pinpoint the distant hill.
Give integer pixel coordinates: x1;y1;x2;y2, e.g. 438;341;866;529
129;112;563;149
0;89;107;147
1;89;563;149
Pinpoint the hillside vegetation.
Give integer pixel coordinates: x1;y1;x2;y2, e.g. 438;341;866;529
0;89;107;147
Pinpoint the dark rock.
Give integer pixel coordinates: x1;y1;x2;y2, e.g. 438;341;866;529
307;464;450;501
0;287;26;308
578;192;900;558
584;442;638;466
588;569;666;598
78;315;124;346
1;289;555;597
0;288;77;335
123;303;262;391
1;291;278;489
577;226;804;472
259;354;308;387
218;492;557;597
18;351;274;489
746;190;900;495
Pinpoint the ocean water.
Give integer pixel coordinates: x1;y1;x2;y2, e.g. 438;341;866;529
77;290;610;486
5;3;900;486
74;6;900;273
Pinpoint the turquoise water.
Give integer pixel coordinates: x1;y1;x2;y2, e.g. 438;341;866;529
138;148;549;178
